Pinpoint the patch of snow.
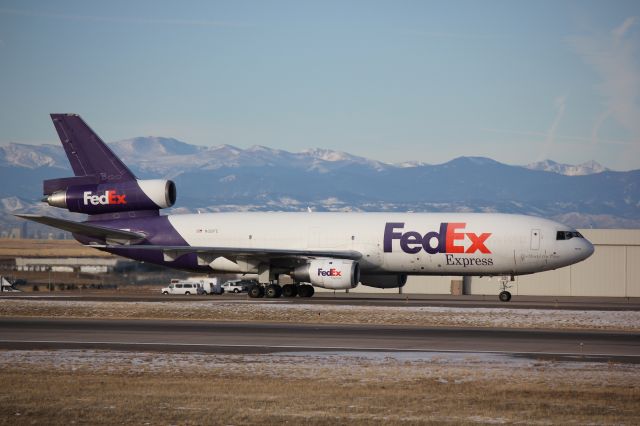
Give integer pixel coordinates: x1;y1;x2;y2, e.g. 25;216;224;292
525;159;609;176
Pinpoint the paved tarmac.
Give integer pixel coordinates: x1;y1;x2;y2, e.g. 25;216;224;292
2;292;640;311
0;318;638;363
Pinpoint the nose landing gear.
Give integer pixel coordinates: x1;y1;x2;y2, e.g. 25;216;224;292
498;291;511;302
498;275;514;302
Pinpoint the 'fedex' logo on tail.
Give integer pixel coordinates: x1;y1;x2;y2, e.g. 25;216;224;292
384;222;491;254
83;190;127;206
317;268;342;277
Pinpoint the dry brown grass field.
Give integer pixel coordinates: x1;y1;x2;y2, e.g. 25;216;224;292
0;350;638;425
0;238;114;258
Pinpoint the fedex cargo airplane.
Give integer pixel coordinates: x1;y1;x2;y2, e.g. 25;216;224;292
17;114;594;301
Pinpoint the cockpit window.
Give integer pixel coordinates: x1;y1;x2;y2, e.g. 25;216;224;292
556;231;584;240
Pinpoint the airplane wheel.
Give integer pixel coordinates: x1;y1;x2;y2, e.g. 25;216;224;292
248;285;264;298
265;284;281;298
499;291;511;302
298;285;309;298
282;284;298;298
298;285;314;298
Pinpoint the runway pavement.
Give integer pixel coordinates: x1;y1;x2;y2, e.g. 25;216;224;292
3;292;640;310
0;318;638;362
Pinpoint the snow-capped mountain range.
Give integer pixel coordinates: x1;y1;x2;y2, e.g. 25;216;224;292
1;137;638;235
525;159;609;176
0;139;609;176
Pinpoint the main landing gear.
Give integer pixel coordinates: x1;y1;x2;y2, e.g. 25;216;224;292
248;283;314;298
248;285;264;298
498;275;514;302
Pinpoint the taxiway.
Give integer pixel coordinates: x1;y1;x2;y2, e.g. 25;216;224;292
0;317;638;362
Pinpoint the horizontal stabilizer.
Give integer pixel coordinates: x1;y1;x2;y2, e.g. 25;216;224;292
15;214;146;244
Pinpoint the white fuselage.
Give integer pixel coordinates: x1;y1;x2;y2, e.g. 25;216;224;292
168;212;594;276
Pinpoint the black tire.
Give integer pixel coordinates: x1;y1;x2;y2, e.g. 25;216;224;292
299;285;314;298
162;291;168;295
233;288;240;293
298;285;307;298
248;285;263;298
185;291;191;295
282;284;298;298
499;291;511;302
265;284;282;298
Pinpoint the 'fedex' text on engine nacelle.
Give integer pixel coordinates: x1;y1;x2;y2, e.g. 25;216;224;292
383;222;492;254
83;190;127;206
317;268;342;277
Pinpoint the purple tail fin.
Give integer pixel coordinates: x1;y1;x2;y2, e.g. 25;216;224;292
45;114;136;194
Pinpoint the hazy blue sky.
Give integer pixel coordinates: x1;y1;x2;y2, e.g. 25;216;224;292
1;1;639;169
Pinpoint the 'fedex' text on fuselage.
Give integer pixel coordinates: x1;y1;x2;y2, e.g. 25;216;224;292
383;222;492;254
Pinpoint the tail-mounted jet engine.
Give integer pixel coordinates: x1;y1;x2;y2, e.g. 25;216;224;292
44;179;176;214
291;259;360;290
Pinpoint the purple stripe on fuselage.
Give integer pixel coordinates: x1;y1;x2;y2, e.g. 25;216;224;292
74;215;209;272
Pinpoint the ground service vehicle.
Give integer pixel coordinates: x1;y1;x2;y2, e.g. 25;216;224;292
161;282;198;295
162;278;223;295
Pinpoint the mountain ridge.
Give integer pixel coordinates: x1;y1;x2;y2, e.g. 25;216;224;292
0;138;616;175
1;137;638;235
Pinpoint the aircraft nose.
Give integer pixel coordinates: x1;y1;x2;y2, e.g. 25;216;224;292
582;239;595;260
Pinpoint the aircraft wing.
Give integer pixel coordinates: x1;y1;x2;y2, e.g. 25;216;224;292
15;213;362;265
15;214;146;244
94;244;363;265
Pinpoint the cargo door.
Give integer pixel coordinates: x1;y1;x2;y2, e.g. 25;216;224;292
530;229;540;250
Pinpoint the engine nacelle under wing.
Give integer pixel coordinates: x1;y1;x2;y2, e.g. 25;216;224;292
45;179;176;214
292;259;360;290
360;274;407;289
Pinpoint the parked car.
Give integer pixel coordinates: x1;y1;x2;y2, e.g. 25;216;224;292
222;280;256;294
